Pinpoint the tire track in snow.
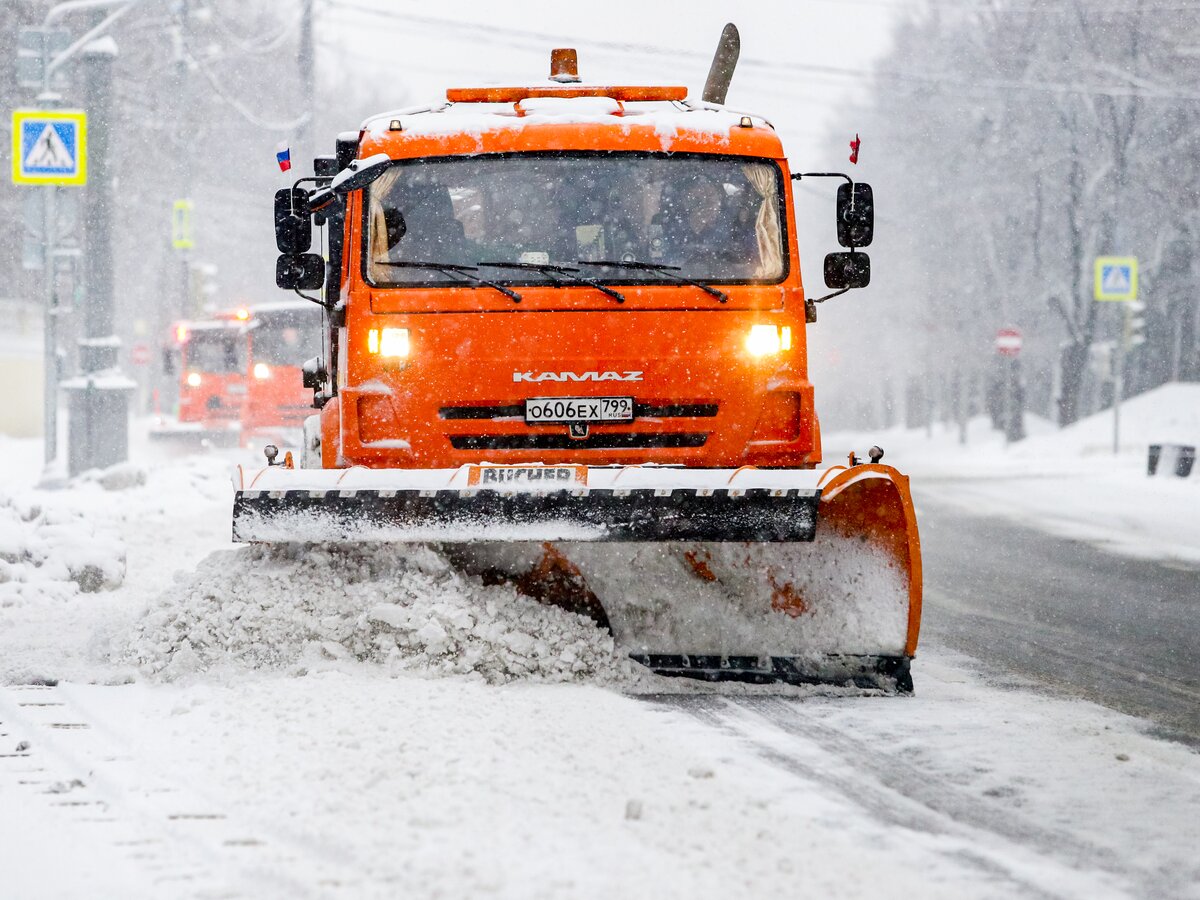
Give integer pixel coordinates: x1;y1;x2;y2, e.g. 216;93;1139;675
0;683;346;898
653;693;1148;900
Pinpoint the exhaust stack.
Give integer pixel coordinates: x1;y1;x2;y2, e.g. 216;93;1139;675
702;23;741;104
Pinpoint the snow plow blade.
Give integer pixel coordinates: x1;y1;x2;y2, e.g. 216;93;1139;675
232;463;920;691
232;466;819;543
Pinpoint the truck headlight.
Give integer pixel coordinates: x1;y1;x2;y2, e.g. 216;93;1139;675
368;327;410;358
186;371;202;387
253;363;272;379
746;325;792;357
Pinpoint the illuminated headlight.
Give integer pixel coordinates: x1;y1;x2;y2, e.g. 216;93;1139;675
746;325;792;357
368;327;410;358
253;362;271;379
186;371;202;387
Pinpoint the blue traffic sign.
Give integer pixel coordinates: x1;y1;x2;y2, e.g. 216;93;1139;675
1094;256;1138;302
11;109;88;186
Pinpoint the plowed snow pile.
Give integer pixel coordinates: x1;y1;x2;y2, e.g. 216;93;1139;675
0;490;126;605
126;542;628;683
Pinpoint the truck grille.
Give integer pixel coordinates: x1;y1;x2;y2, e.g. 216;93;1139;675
448;433;709;451
440;402;718;420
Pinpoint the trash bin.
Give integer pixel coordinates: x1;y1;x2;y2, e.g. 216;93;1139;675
1148;444;1196;478
62;375;135;477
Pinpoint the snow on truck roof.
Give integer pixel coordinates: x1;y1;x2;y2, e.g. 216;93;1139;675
359;92;777;152
358;50;780;156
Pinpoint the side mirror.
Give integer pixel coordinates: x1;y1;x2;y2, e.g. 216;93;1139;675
274;189;312;254
331;152;391;195
302;356;327;390
836;182;873;248
276;253;325;291
824;251;871;289
162;348;176;376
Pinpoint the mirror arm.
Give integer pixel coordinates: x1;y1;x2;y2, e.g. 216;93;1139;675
810;287;850;304
792;172;854;187
792;172;860;213
288;176;330;211
294;287;333;311
291;175;330;192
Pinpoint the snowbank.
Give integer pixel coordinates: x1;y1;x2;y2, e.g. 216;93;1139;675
125;542;627;683
826;382;1200;468
1015;381;1200;459
825;382;1200;565
0;487;126;605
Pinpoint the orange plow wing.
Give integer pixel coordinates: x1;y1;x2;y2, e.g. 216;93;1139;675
453;464;923;691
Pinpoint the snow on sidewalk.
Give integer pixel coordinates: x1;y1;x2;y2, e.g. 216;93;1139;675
826;382;1200;566
0;445;236;684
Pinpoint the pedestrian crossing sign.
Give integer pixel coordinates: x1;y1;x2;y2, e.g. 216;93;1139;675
11;109;87;186
1094;256;1137;302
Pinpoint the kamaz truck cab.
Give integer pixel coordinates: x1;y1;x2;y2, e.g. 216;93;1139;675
238;43;921;692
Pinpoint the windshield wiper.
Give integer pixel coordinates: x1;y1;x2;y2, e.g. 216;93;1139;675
478;261;625;303
575;260;728;303
377;260;522;303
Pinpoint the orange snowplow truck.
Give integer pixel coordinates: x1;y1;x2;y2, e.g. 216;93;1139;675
235;33;922;691
151;311;247;445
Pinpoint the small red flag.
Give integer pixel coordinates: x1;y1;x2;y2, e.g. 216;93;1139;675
849;133;861;165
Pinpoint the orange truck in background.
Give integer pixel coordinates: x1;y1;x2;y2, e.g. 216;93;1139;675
239;301;324;447
152;311;246;445
235;34;922;692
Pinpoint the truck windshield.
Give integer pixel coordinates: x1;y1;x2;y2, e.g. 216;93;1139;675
364;153;786;288
185;331;243;373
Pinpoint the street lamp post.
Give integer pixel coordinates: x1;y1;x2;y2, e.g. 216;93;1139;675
38;0;145;475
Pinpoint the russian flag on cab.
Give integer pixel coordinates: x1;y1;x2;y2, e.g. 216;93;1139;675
276;143;291;172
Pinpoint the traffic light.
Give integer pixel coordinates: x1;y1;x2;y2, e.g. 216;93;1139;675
1089;340;1115;380
1124;301;1147;350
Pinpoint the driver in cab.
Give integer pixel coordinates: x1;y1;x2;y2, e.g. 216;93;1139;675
661;176;753;275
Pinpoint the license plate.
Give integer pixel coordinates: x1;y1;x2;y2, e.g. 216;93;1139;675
525;396;634;424
467;465;587;486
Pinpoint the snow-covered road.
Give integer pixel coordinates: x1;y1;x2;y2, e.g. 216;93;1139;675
2;409;1199;898
917;495;1200;745
3;656;1199;899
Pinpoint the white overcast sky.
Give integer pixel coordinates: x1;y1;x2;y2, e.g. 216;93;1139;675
316;0;919;170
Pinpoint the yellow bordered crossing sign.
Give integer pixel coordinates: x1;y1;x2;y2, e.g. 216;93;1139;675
1094;256;1138;302
11;109;88;186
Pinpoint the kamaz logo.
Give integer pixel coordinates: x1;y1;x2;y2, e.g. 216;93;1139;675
512;370;643;383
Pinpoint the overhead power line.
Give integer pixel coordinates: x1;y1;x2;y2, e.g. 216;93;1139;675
321;1;1200;103
175;9;311;132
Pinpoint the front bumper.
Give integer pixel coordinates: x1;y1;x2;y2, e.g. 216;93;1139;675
232;464;822;543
